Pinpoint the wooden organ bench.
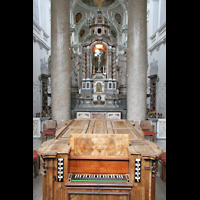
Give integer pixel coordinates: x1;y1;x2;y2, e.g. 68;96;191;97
37;119;163;200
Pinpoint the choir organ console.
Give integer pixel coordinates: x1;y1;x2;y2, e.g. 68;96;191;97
37;119;163;200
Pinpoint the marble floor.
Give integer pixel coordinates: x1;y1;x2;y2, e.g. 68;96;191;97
33;137;166;200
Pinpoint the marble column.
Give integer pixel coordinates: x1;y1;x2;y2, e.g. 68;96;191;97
127;0;147;120
51;0;71;120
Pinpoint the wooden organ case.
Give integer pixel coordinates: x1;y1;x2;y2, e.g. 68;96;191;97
37;119;163;200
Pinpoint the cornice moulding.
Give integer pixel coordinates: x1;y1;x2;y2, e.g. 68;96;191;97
33;19;50;39
33;19;51;54
33;33;51;54
148;35;166;54
148;22;166;54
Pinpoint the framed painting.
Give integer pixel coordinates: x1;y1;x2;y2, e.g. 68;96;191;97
33;118;41;138
157;119;166;139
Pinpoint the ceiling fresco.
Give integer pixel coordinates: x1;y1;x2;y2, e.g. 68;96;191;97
82;0;115;8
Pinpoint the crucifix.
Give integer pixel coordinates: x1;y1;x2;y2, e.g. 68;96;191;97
97;51;103;73
93;0;105;10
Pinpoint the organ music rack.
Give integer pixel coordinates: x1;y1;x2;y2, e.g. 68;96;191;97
37;119;163;200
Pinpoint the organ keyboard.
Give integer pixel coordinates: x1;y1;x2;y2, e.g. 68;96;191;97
37;119;163;200
68;173;130;183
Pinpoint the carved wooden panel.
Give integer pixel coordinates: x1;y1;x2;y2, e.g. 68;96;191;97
68;160;129;173
70;120;90;128
111;120;131;129
68;193;129;200
69;134;129;158
133;187;145;200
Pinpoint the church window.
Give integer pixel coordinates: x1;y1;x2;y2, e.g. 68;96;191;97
80;29;85;37
115;13;121;24
98;28;101;34
111;30;117;38
76;12;82;23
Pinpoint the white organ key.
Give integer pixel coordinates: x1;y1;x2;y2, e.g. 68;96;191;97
58;162;63;165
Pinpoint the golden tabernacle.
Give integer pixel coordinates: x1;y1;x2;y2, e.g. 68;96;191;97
37;119;163;200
